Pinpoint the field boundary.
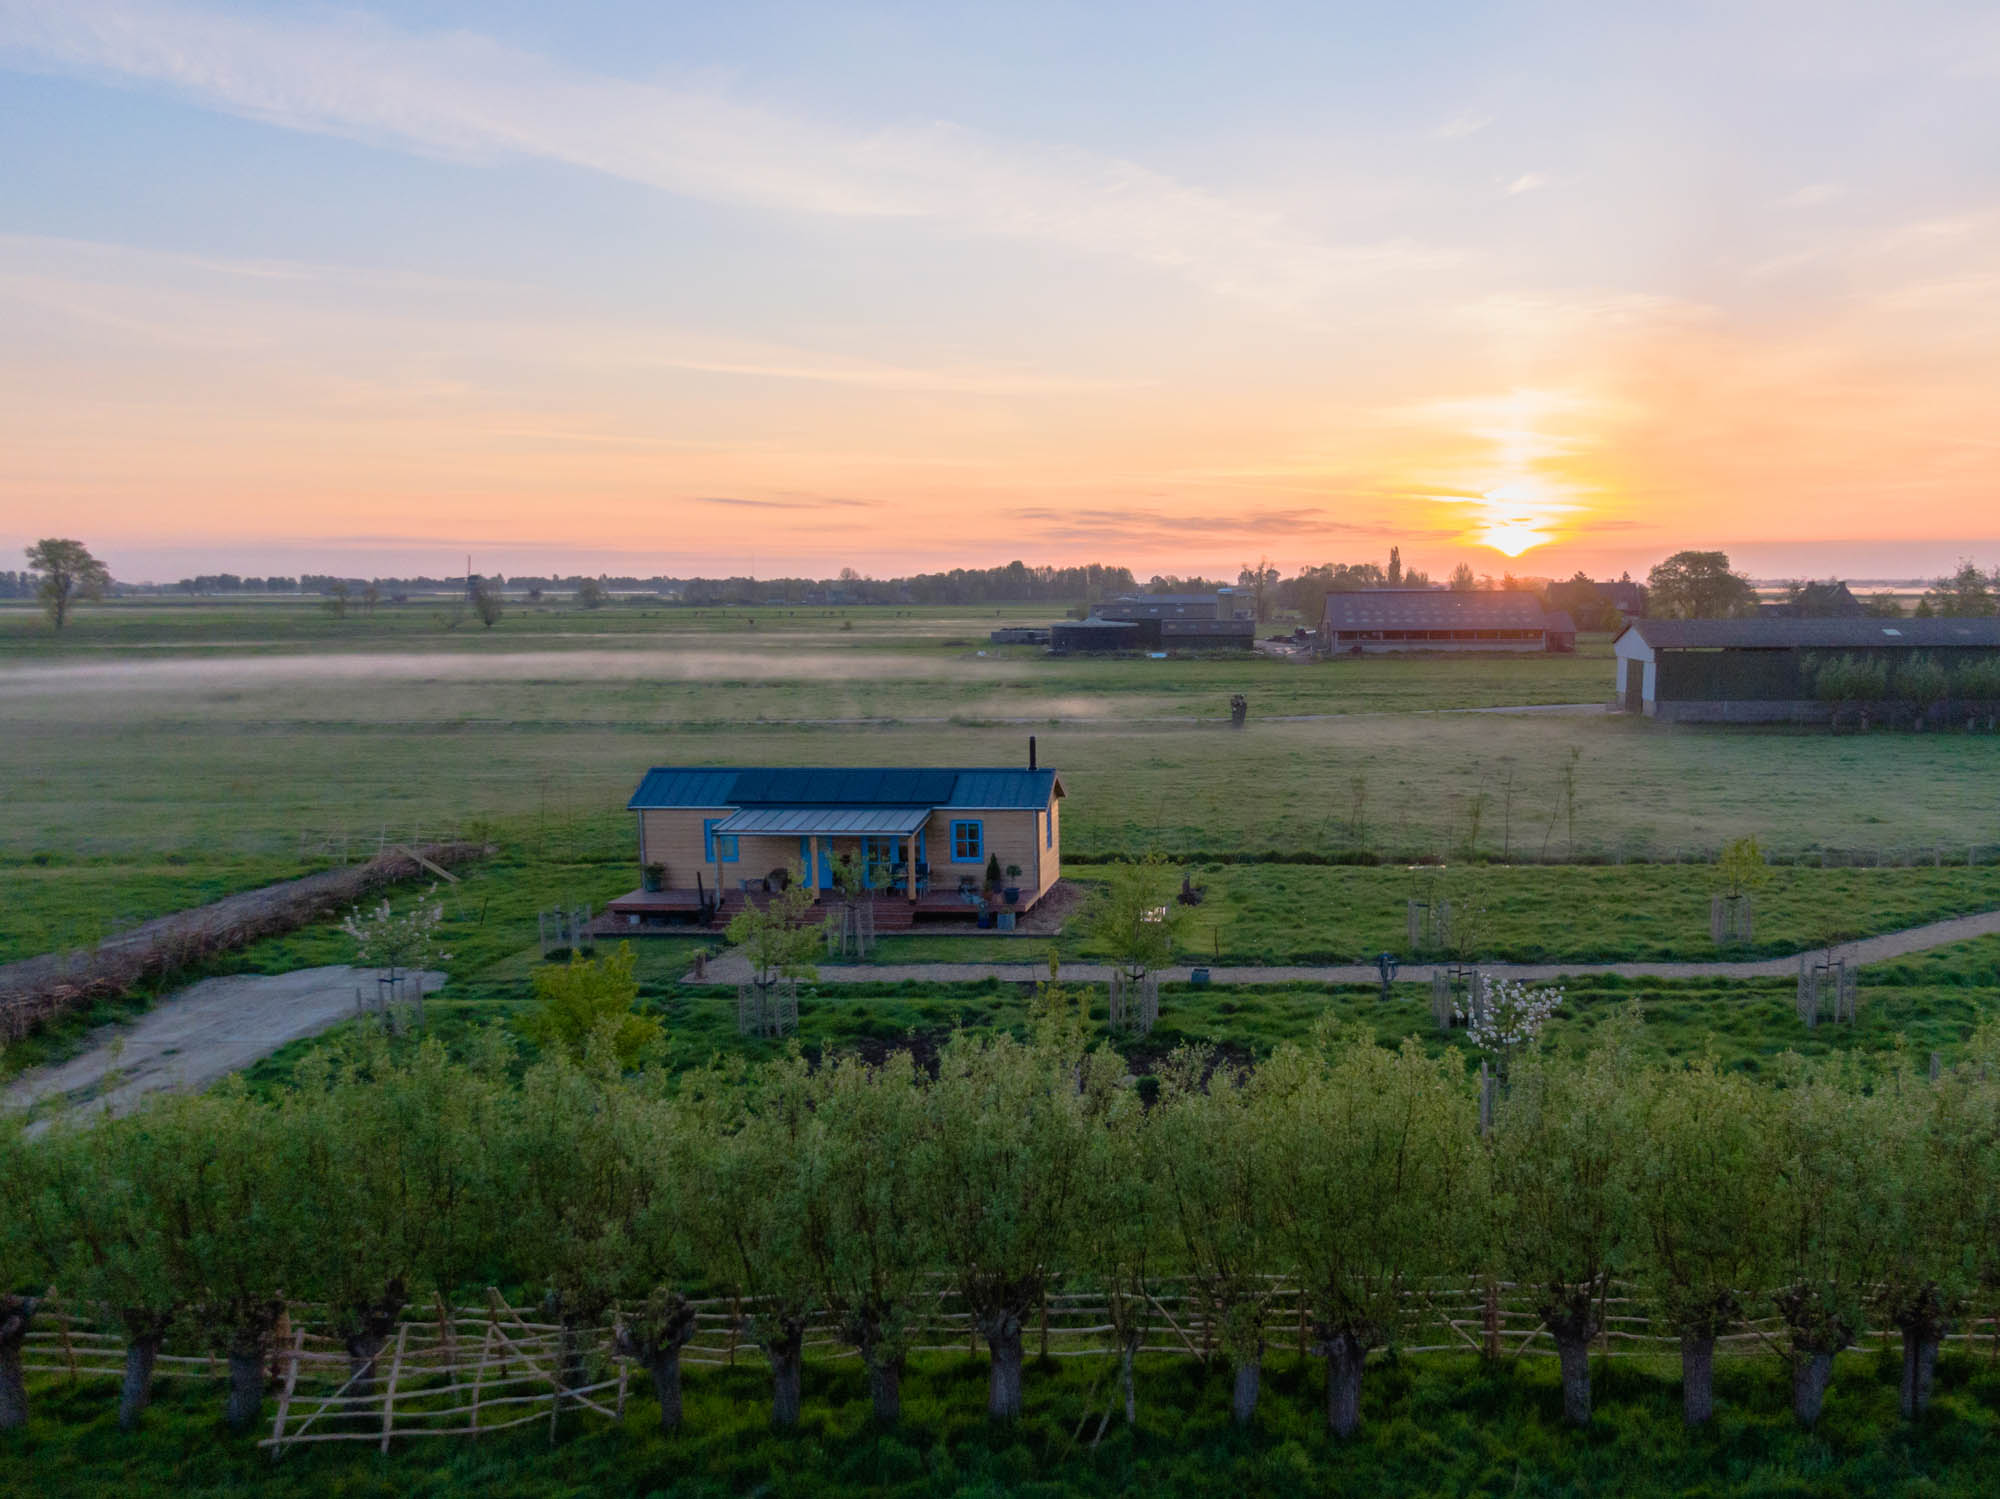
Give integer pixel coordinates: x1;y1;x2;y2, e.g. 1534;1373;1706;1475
0;843;486;1047
697;905;2000;987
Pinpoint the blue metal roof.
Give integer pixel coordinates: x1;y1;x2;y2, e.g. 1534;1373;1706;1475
627;766;1061;811
712;806;932;837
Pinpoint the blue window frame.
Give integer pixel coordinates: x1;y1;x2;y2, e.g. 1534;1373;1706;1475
949;819;984;862
1046;804;1054;848
703;819;739;862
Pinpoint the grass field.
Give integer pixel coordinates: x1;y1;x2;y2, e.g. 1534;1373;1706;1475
5;601;1999;876
14;1345;2000;1498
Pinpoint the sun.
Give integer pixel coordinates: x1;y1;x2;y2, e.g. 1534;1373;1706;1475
1469;479;1570;556
1478;516;1552;556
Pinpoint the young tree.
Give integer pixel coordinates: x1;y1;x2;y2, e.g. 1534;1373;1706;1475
24;538;111;631
609;1083;712;1434
1082;858;1191;1029
1260;1029;1485;1436
282;1036;509;1399
1872;1053;1991;1420
1645;551;1756;620
1152;1050;1277;1425
691;1055;828;1428
503;1052;650;1411
1756;1056;1898;1428
1449;562;1478;591
576;577;608;609
917;1027;1118;1420
1489;1023;1641;1425
1072;1063;1161;1430
521;943;662;1067
724;872;821;998
795;1053;937;1425
147;1087;306;1430
1631;1057;1773;1424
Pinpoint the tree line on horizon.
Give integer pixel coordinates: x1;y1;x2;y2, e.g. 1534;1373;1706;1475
12;538;2000;630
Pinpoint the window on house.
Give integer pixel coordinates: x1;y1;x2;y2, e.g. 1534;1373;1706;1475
704;819;739;862
1047;804;1054;848
950;819;984;862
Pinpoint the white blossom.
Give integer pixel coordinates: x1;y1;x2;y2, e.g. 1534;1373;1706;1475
341;892;450;974
1458;978;1562;1057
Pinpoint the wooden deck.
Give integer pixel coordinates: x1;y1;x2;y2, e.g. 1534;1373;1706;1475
598;884;1039;936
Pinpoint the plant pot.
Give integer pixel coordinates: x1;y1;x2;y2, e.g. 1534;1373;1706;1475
996;911;1016;931
977;911;995;929
1003;887;1020;905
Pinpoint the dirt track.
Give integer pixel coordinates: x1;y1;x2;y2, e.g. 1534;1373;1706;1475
2;965;443;1124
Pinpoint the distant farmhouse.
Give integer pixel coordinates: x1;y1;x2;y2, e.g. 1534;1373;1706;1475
1320;588;1576;654
1088;591;1256;650
1758;581;1866;619
1612;618;2000;722
1036;589;1255;653
606;753;1065;930
1546;575;1647;629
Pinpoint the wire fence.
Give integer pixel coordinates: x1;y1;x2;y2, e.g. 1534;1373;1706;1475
17;1281;2000;1452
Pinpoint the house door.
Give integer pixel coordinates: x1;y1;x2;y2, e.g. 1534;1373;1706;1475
1623;658;1644;712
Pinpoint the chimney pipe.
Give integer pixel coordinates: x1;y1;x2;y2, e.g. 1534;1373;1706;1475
1028;735;1037;771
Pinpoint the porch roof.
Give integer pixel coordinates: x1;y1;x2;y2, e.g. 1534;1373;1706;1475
710;805;932;838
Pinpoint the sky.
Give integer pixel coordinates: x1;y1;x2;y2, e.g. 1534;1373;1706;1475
2;0;1997;584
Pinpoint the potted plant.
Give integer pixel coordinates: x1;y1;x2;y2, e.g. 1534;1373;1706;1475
1003;864;1022;905
642;862;666;893
984;853;1003;903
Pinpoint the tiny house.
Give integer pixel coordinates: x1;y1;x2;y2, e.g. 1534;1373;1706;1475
606;748;1065;929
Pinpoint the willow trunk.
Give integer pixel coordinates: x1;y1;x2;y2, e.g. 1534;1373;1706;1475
118;1335;165;1432
983;1312;1025;1421
767;1323;805;1429
0;1296;34;1432
1231;1355;1261;1426
1681;1334;1716;1427
1323;1330;1366;1438
1792;1351;1835;1429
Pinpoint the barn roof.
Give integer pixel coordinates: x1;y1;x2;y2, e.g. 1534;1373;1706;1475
1619;618;2000;650
1543;611;1577;634
627;766;1063;811
1321;588;1551;630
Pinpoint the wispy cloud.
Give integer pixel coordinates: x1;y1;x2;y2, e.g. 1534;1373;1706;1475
1503;172;1551;196
0;0;1458;307
1780;182;1845;208
1433;110;1493;140
688;495;876;511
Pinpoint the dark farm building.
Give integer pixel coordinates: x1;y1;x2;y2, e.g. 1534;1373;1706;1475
1320;588;1574;654
1612;617;2000;722
1087;590;1256;650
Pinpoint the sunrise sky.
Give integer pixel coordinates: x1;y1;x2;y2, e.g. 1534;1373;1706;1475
2;0;1997;583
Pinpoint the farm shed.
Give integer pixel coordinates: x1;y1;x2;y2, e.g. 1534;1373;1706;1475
1612;618;2000;723
1089;591;1256;649
1051;617;1142;653
1319;588;1569;654
606;753;1066;930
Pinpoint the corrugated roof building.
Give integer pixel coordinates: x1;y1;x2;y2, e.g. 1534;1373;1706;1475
1612;617;2000;723
1320;588;1569;654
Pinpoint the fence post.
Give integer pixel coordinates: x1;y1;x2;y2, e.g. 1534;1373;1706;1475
1483;1279;1500;1359
380;1321;409;1454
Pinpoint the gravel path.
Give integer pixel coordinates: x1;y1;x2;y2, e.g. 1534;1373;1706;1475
3;965;443;1125
694;907;2000;987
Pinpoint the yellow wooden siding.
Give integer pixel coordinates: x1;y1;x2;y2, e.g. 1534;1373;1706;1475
641;799;1062;902
638;808;738;887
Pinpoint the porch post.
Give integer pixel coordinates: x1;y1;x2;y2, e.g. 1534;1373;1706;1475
812;836;824;901
907;833;918;903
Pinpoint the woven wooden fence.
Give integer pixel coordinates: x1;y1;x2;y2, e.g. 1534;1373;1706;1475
17;1282;2000;1452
